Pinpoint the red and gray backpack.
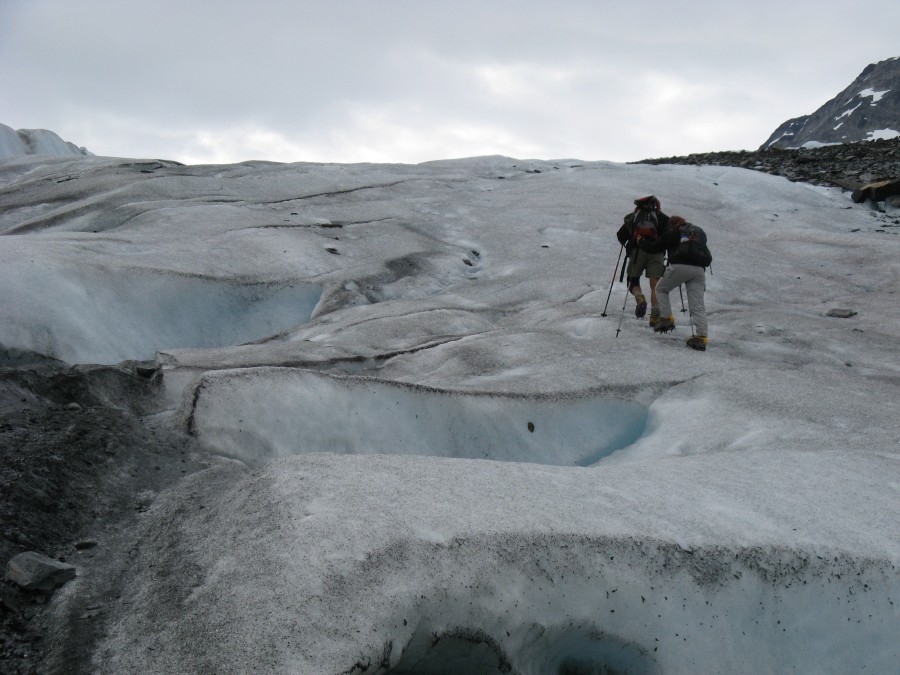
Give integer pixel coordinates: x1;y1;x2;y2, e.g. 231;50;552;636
631;195;661;240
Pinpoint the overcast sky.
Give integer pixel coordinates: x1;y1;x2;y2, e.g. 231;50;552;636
1;0;898;165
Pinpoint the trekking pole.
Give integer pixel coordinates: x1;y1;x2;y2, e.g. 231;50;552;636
615;283;630;337
601;244;625;317
679;286;687;313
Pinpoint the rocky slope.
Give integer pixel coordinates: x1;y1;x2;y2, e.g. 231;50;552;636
635;135;900;191
760;56;899;149
0;363;209;674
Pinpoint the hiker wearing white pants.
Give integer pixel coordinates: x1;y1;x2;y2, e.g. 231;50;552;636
656;264;707;338
636;215;713;351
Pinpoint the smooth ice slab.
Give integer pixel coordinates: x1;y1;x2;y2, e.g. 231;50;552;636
185;368;648;466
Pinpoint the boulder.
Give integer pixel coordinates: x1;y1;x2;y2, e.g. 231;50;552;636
851;179;900;204
5;551;77;592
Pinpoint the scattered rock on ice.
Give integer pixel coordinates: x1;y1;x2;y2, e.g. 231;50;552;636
5;552;76;592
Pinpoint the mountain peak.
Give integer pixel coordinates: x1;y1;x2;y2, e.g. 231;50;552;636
761;56;900;150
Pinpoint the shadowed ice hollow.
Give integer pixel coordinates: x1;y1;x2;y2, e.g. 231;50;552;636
0;262;321;364
185;368;649;466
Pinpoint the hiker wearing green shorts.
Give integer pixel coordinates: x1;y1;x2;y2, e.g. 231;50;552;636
616;196;670;326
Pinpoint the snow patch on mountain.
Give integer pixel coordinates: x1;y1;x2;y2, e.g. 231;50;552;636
865;127;900;141
857;87;890;103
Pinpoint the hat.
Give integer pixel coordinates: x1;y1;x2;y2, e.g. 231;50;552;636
634;195;660;210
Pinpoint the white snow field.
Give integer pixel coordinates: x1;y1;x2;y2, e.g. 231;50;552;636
1;152;898;674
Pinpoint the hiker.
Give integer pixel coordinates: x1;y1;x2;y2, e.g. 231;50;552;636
616;196;670;326
636;216;713;351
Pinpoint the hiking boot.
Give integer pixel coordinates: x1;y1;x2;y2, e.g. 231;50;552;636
648;308;661;327
686;335;708;351
634;294;647;319
653;316;675;333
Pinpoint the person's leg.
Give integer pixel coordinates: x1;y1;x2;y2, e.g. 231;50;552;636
648;276;659;306
684;268;708;337
629;250;649;318
628;277;642;298
644;253;666;324
655;265;697;333
654;268;677;323
626;253;642;298
627;277;646;319
644;254;665;309
648;276;660;324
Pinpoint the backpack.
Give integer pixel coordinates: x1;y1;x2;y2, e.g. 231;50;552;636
631;206;660;240
674;222;713;268
629;195;661;240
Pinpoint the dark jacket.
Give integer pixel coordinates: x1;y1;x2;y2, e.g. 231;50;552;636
616;210;670;251
638;222;712;268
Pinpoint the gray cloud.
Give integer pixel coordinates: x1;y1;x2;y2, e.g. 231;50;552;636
1;0;898;163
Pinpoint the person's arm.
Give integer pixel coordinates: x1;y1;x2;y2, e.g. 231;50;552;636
616;213;634;247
